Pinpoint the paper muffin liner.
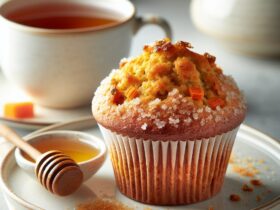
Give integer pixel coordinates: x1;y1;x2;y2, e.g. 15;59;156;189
99;124;239;205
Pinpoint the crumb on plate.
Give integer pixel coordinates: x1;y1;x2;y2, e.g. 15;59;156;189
250;179;263;186
242;184;253;192
229;194;241;202
76;198;132;210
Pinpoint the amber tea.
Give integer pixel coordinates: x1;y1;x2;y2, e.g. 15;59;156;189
5;2;119;29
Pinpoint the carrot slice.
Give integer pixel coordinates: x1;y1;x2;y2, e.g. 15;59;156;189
126;87;139;100
207;98;225;109
189;87;204;100
4;102;34;119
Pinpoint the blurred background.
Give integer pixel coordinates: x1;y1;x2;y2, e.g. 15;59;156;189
0;0;279;139
131;0;280;139
0;0;279;208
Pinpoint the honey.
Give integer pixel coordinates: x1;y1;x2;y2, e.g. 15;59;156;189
23;137;99;163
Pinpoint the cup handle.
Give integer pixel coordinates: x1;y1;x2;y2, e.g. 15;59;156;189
134;15;173;40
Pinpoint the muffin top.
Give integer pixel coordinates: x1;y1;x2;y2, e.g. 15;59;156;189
92;39;246;141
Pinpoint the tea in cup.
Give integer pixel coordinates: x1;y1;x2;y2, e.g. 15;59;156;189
0;0;172;108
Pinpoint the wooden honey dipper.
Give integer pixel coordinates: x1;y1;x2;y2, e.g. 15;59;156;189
0;124;83;196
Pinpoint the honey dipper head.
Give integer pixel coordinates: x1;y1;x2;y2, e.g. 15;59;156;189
35;150;83;196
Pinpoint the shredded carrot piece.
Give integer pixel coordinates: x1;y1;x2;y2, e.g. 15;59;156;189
207;97;225;109
189;87;204;100
126;74;140;85
4;102;34;119
126;87;139;100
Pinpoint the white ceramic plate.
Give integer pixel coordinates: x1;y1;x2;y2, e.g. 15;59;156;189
0;120;280;210
0;71;92;129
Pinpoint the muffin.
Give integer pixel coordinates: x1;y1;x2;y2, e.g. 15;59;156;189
92;39;246;205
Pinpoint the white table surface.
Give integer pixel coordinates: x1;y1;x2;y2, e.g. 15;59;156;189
0;0;280;209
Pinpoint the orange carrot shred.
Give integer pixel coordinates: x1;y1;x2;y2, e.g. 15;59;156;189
189;87;204;100
208;98;225;109
126;87;139;100
4;102;34;119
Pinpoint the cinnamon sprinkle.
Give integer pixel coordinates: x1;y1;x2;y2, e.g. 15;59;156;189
250;179;263;186
76;198;132;210
229;194;241;202
232;165;259;177
242;184;253;192
256;195;262;202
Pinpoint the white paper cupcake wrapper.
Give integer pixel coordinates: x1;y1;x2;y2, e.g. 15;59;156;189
99;125;238;205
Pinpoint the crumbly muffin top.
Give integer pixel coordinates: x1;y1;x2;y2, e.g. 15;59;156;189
110;39;225;107
92;39;246;140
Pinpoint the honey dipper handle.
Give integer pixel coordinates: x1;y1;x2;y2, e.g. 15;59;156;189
0;124;41;160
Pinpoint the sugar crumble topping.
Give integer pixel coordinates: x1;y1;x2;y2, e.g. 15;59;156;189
141;123;148;130
149;98;161;107
207;115;213;121
169;89;179;97
131;97;141;105
192;113;199;120
169;117;180;127
93;70;246;131
154;119;166;129
200;119;206;126
92;39;246;132
215;115;222;122
205;106;211;113
161;104;168;110
184;117;192;125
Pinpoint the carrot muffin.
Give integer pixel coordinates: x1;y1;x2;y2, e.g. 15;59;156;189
92;39;246;205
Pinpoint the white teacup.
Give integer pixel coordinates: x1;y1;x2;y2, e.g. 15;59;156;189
0;0;172;108
190;0;280;56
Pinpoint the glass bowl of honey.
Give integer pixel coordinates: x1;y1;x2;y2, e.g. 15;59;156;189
14;130;107;181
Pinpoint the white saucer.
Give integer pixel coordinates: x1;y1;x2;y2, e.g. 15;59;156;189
0;71;92;129
0;121;279;210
